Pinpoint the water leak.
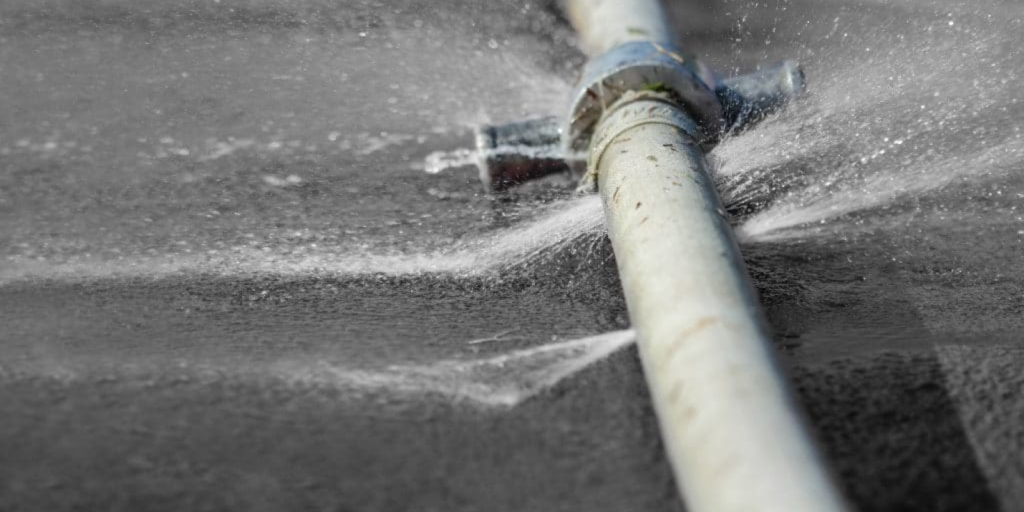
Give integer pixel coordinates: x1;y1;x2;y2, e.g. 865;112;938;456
423;147;478;175
369;329;636;407
4;0;1024;510
4;0;1023;407
0;195;608;283
712;2;1024;243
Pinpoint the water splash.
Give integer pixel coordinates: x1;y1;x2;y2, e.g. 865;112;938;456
365;329;636;407
2;330;637;409
424;148;479;175
715;9;1024;243
732;140;1023;243
0;195;608;284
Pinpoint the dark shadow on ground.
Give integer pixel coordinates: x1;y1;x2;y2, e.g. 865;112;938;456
795;355;1001;512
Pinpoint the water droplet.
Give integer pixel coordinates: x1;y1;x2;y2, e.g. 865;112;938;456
424;148;478;175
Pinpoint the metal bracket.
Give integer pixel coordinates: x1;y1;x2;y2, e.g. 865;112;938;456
474;116;569;192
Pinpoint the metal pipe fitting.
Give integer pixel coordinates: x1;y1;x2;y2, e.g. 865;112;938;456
474;116;571;192
563;40;723;155
717;60;807;133
471;50;805;193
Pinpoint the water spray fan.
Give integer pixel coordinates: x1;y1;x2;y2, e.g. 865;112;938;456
470;1;853;511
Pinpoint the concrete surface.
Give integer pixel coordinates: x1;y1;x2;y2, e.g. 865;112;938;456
2;0;1023;511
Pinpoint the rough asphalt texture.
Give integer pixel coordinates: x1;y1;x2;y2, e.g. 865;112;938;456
2;0;1023;511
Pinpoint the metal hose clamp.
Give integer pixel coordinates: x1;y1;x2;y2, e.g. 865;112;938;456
563;40;722;156
579;91;701;192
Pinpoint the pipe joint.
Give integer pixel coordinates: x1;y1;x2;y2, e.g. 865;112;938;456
578;91;701;192
564;41;722;154
469;48;806;193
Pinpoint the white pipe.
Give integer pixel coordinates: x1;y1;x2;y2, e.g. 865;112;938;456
563;0;673;55
594;98;850;512
564;0;853;511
